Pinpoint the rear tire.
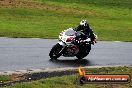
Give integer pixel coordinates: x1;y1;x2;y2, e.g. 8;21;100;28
76;44;91;59
49;43;63;60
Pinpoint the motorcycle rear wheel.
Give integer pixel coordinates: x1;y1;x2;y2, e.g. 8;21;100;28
49;43;63;60
76;44;91;59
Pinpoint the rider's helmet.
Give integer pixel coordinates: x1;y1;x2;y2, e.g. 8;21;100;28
80;20;89;27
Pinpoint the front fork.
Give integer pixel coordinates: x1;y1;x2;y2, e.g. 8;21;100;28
58;41;66;47
58;41;67;54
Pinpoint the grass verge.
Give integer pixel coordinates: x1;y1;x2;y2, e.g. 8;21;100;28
0;0;132;41
1;66;132;88
0;75;11;82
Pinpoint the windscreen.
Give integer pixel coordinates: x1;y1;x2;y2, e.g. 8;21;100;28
65;29;76;36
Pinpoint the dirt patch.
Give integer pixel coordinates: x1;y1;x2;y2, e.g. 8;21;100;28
0;69;77;87
11;73;26;81
0;0;97;15
0;0;53;9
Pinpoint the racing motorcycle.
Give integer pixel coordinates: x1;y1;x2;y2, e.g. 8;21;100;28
49;28;95;60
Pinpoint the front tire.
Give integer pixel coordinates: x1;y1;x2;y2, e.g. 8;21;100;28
49;43;63;60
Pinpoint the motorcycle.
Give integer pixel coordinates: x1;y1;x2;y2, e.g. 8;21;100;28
49;28;95;60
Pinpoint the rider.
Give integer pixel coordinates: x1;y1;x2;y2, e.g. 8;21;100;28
74;20;97;44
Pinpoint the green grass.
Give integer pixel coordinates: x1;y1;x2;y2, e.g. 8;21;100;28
0;75;11;82
0;0;132;41
3;66;132;88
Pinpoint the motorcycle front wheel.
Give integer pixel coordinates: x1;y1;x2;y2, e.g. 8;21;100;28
49;43;63;60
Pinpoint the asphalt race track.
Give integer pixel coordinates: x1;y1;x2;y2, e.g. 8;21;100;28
0;38;132;72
